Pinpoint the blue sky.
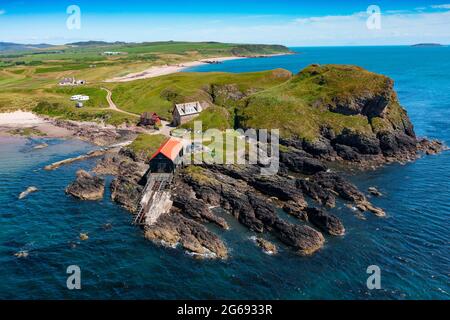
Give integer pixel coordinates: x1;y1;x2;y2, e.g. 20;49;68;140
0;0;449;45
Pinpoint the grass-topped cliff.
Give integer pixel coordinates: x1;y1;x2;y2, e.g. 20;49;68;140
103;64;412;143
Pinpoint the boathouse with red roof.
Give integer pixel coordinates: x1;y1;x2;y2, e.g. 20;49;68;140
149;137;184;173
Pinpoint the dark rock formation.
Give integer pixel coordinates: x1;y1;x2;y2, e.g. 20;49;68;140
144;212;228;259
110;156;148;212
181;165;325;255
305;207;345;236
334;129;381;155
253;237;278;255
172;193;229;230
296;171;385;216
66;170;105;201
368;187;382;197
280;148;327;174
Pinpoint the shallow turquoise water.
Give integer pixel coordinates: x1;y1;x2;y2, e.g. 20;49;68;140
0;47;449;299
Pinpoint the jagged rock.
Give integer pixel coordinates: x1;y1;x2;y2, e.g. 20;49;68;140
172;193;229;230
297;172;386;216
302;137;335;158
111;177;143;213
356;200;386;217
205;164;307;208
79;233;89;241
182;166;325;255
273;220;324;255
418;138;446;155
280;148;327;174
18;186;38;199
66;170;104;201
296;178;336;207
305;207;345;236
282;202;308;221
92;155;124;175
14;251;29;258
334;129;381;155
110;157;148;212
334;144;361;161
253;237;278;255
368;187;382;197
145;212;228;259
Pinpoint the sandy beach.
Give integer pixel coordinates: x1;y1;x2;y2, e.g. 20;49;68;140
0;111;73;138
104;56;246;82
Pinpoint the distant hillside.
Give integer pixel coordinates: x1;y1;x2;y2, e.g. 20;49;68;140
411;43;443;47
0;42;54;52
67;41;128;47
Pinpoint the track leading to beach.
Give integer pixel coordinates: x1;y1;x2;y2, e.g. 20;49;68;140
101;88;139;117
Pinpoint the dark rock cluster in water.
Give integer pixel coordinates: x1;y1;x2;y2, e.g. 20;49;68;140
65;170;105;201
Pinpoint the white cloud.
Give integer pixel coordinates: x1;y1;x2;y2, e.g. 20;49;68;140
431;4;450;9
214;8;450;46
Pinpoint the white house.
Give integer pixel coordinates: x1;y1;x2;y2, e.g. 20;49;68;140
172;101;203;126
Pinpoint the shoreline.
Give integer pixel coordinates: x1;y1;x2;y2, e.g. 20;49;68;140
0;111;74;138
0;111;137;146
104;53;293;82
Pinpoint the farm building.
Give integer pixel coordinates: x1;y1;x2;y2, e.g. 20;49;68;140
172;101;203;126
149;138;184;174
139;112;161;127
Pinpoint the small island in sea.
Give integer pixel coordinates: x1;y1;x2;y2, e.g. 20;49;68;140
411;43;444;47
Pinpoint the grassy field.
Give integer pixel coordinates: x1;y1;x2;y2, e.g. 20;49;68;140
33;101;137;126
108;69;293;121
0;42;402;143
0;41;291;123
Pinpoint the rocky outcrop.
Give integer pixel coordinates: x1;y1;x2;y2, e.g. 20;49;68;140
145;212;228;259
253;237;278;255
52;119;136;146
18;186;38;200
110;177;143;213
279;148;327;174
172;193;229;230
66;170;105;201
296;171;385;216
327;78;394;117
304;208;345;236
181;165;325;255
368;187;382;197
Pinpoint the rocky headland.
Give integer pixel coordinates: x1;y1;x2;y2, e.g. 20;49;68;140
63;64;446;259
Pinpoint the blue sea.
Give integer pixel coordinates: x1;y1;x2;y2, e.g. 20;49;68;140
0;47;449;299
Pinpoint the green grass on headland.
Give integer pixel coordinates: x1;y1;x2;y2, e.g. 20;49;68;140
128;133;168;161
33;101;137;126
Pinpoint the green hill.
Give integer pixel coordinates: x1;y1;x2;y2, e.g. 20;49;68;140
107;64;409;143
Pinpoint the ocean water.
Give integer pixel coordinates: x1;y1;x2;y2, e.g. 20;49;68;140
1;47;449;299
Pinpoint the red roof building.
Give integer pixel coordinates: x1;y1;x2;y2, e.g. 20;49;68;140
149;138;184;173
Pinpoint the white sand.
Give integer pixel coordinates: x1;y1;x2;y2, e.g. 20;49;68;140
0;111;73;137
105;56;246;83
0;111;44;126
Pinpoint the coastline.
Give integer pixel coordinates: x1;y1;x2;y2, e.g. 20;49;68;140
0;111;73;138
104;53;292;82
0;111;137;146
